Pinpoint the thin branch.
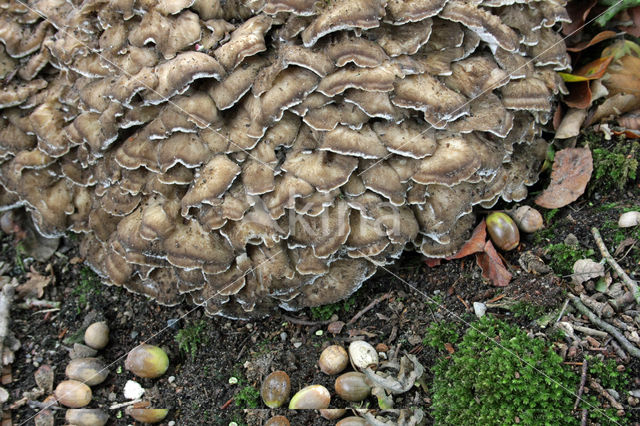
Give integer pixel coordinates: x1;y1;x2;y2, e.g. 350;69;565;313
348;293;392;325
574;357;588;411
570;295;640;359
592;227;639;304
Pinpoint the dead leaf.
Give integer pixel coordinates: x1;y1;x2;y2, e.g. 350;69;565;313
327;321;345;334
564;81;592;109
34;365;53;394
423;258;442;267
566;30;617;52
16;266;53;299
563;0;598;36
555;108;588;139
535;147;593;209
604;55;640;96
612;128;640;138
444;343;455;354
591;93;640;123
572;259;605;284
476;240;512;287
559;56;613;82
619;109;640;129
620;6;640;37
448;219;487;259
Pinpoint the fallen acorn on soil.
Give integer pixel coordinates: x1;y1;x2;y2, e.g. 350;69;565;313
318;344;349;375
54;380;92;408
335;372;372;402
336;416;368;426
125;344;169;379
288;384;331;409
65;358;109;386
319;409;347;420
125;407;169;424
65;408;109;426
260;370;291;408
348;341;379;371
264;416;290;426
486;212;520;251
510;206;544;233
84;322;109;350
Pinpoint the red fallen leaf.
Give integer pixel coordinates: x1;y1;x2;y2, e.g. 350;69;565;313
612;129;640;138
566;30;617;52
444;343;455;354
619;109;640;130
476;240;512;287
535;147;593;209
564;81;592;109
448;219;487;259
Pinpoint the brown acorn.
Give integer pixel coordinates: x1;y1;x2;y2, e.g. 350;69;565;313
54;380;92;408
125;344;169;378
334;372;371;402
264;416;290;426
318;345;348;375
65;408;109;426
125;408;168;424
260;370;291;408
84;322;109;350
65;358;109;386
510;206;543;233
486;212;520;251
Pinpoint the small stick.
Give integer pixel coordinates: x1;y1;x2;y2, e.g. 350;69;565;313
610;340;628;361
573;357;588;411
555;298;570;324
0;284;14;364
580;409;588;426
588;378;624;411
347;293;392;325
570;296;640;359
573;325;608;338
456;294;470;310
109;399;142;410
17;298;60;309
592;227;640;304
220;398;234;410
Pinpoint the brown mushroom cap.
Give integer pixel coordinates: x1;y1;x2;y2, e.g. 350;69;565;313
0;0;567;317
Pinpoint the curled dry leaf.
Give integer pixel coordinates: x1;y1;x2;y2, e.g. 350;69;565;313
448;220;487;259
572;259;605;284
591;93;640;123
564;81;592;109
16;266;53;299
555;108;588;139
603;55;640;96
566;31;617;52
535;147;593;209
619;109;640;130
476;240;512;287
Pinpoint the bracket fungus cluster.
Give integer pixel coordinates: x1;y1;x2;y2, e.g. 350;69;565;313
0;0;570;318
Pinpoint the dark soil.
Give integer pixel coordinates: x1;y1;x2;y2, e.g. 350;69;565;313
3;174;640;425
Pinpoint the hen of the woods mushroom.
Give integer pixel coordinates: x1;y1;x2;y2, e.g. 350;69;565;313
0;0;570;318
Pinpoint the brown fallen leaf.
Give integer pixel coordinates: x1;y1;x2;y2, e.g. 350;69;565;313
476;240;512;287
590;93;640;123
604;55;640;96
555;108;588;139
619;109;640;129
620;6;640;37
535;147;593;209
564;81;592;109
16;265;53;299
448;219;487;259
566;30;617;52
563;0;598;36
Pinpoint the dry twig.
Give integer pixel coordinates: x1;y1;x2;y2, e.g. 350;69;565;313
573;358;588;411
347;293;392;325
592;227;639;304
570;295;640;358
0;284;14;365
588;378;624;411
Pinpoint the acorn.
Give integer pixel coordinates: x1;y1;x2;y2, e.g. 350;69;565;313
264;416;290;426
66;358;109;386
486;212;520;251
320;409;347;420
54;380;92;408
335;372;371;402
288;385;331;409
125;407;168;424
65;409;109;426
348;341;378;371
84;322;109;350
510;206;544;233
318;345;348;375
260;371;291;408
125;344;169;378
336;417;368;426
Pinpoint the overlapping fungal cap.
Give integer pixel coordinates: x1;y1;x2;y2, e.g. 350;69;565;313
0;0;568;318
